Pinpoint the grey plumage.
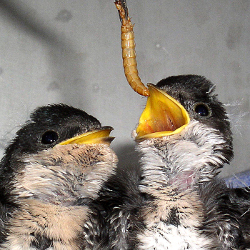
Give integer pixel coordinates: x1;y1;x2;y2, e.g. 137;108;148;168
0;104;117;249
72;75;250;250
131;75;248;249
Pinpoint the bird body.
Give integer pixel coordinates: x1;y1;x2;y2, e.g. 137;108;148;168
0;104;117;249
132;75;247;249
3;81;249;249
136;121;227;249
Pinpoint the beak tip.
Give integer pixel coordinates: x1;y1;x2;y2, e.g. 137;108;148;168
109;137;115;143
58;127;115;146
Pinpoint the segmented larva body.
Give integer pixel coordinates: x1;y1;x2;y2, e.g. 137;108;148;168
115;1;149;97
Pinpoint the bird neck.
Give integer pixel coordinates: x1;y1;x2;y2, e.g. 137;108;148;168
11;144;118;206
137;121;230;194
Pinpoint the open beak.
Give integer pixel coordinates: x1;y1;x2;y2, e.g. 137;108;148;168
59;126;114;145
136;84;190;140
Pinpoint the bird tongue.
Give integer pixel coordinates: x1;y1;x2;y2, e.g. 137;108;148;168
59;127;114;145
136;84;190;140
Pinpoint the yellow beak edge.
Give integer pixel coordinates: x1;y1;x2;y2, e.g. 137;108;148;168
59;127;114;145
136;84;190;140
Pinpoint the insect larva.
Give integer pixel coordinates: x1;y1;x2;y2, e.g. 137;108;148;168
115;1;150;97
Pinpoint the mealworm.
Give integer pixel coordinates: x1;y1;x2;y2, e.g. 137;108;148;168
115;1;150;97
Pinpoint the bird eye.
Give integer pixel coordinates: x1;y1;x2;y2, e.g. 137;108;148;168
41;131;59;144
194;103;210;117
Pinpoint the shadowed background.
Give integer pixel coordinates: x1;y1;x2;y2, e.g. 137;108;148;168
0;0;249;177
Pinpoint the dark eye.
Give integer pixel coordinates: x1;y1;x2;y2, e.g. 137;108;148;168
194;103;210;117
41;131;59;144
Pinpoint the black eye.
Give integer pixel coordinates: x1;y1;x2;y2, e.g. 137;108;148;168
194;103;210;117
41;131;59;144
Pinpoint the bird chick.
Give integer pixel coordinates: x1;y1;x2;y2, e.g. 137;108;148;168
0;104;117;249
133;75;246;249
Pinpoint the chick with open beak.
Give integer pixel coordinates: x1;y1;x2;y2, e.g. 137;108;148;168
131;75;248;249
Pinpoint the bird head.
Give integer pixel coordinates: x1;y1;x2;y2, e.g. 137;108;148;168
0;104;117;205
10;104;114;154
134;75;233;184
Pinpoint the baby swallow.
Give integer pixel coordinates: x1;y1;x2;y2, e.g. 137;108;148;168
0;104;117;249
133;75;248;249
